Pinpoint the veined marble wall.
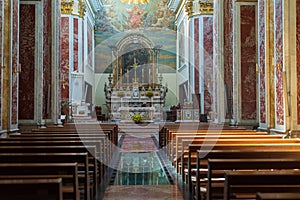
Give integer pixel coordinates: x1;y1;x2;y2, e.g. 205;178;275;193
274;0;284;126
194;18;199;94
223;0;234;119
203;17;213;115
19;4;35;120
74;18;78;72
297;0;300;124
60;17;70;102
42;0;53;119
258;0;266;124
240;5;257;120
0;0;3;128
11;0;19;126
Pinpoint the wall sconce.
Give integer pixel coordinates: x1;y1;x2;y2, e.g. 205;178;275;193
272;63;281;71
13;64;22;74
256;63;263;74
59;74;68;90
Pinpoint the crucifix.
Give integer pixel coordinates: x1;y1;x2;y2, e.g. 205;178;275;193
133;57;138;84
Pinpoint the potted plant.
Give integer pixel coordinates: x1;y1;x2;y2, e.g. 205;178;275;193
117;91;125;98
145;90;154;98
61;102;70;124
131;113;143;123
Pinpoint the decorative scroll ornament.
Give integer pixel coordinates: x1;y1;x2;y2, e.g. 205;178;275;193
120;0;150;4
185;0;193;19
61;0;74;14
199;0;214;15
78;0;87;18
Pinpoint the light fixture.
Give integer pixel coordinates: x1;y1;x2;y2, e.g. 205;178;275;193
120;0;150;4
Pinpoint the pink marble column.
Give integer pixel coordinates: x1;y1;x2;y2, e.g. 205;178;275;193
274;0;284;125
203;17;213;114
11;0;19;126
223;0;234;119
194;18;199;95
60;17;70;102
258;0;266;123
74;18;78;71
19;4;35;120
42;0;52;119
0;0;3;127
297;0;300;124
240;5;257;120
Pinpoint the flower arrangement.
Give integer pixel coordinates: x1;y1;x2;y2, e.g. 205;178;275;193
117;91;125;98
131;113;143;123
145;90;154;98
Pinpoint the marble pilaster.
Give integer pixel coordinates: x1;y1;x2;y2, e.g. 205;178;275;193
0;0;3;129
202;16;213;115
296;0;300;125
274;0;285;128
258;0;266;126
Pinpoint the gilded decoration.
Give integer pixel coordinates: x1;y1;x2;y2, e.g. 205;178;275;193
185;0;193;19
78;0;86;18
61;0;74;14
199;0;214;15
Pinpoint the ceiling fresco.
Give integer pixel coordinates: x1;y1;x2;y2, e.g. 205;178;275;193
95;0;175;32
93;0;177;73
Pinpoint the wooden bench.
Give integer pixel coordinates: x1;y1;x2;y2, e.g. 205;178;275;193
0;152;90;200
0;163;79;200
194;150;300;200
224;170;300;200
0;145;98;197
207;158;300;200
186;143;300;197
0;178;63;200
174;136;285;169
256;192;300;200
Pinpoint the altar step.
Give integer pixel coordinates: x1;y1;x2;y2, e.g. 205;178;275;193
118;123;159;135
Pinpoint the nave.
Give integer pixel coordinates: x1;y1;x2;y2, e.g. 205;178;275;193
1;121;300;200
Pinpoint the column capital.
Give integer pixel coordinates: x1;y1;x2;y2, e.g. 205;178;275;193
199;0;214;15
61;0;74;15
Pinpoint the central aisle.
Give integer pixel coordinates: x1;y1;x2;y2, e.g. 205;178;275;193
102;131;184;200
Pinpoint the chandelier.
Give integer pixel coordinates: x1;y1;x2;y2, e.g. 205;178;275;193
120;0;150;4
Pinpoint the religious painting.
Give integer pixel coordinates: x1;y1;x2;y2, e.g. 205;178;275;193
94;0;176;73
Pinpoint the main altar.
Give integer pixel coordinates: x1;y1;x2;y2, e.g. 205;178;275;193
104;34;168;122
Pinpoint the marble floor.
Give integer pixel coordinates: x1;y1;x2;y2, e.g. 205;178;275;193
101;132;185;200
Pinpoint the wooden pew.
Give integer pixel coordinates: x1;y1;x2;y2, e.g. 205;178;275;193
186;143;300;198
182;140;300;182
165;130;268;154
207;158;300;200
174;135;284;168
0;152;90;200
0;163;79;200
194;150;300;200
256;192;300;200
0;145;98;197
0;178;63;200
224;170;300;200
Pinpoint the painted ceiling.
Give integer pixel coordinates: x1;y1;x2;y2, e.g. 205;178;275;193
95;0;175;32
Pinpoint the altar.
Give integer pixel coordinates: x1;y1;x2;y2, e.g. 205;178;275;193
119;107;155;122
103;34;168;122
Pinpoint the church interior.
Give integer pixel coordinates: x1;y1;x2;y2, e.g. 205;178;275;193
1;0;300;199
